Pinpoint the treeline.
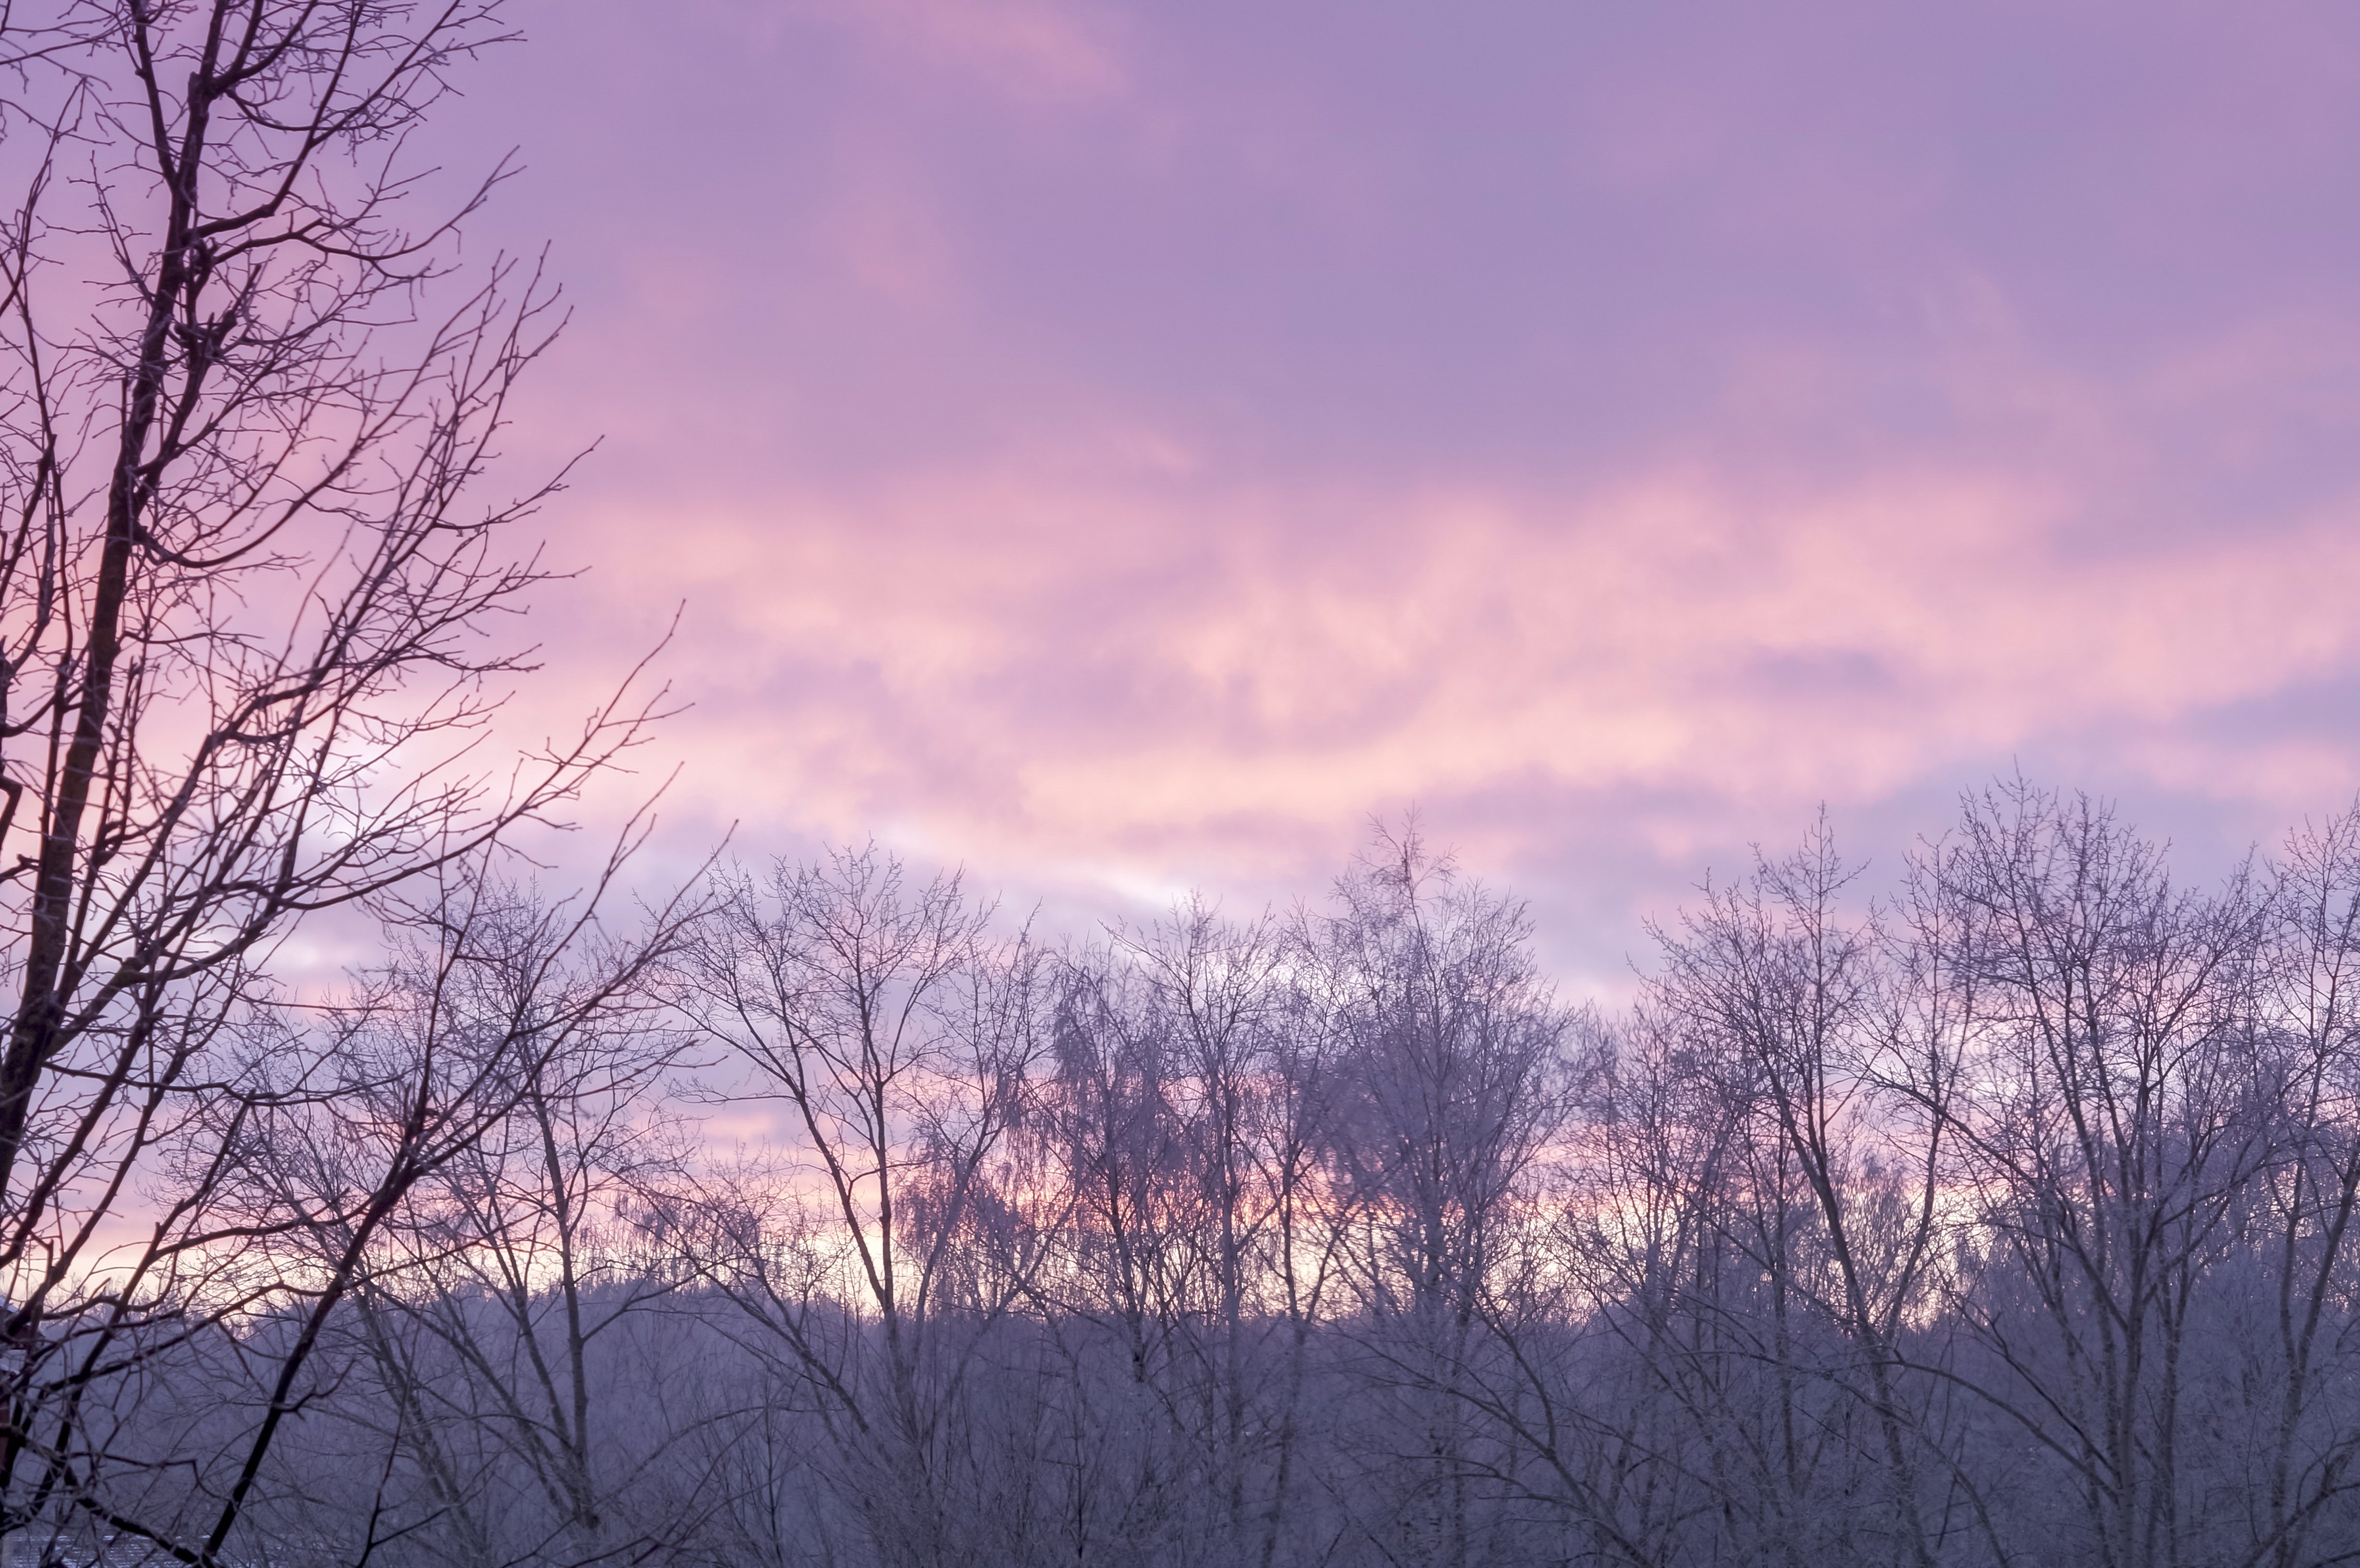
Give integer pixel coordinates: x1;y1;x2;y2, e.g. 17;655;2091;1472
25;783;2360;1568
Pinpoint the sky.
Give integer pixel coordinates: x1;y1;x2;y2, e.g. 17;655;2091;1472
419;0;2360;987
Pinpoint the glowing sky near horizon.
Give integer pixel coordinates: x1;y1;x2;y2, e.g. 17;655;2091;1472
432;0;2360;980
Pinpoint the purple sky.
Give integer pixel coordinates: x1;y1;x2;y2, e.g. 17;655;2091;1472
430;0;2360;984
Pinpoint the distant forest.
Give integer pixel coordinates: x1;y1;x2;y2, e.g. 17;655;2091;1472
3;6;2358;1568
17;787;2360;1568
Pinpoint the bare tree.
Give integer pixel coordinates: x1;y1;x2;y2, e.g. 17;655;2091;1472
1117;897;1291;1544
6;849;688;1568
680;845;1055;1568
1317;823;1571;1568
0;2;658;1557
1915;782;2274;1568
2231;807;2360;1568
1643;819;1947;1568
327;874;702;1568
1040;898;1341;1568
1037;936;1210;1564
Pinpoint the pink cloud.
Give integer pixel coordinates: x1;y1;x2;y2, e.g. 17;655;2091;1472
419;0;2360;963
540;444;2360;906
